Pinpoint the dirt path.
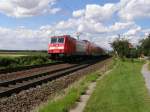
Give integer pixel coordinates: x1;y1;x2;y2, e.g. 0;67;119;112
69;67;113;112
69;82;96;112
141;62;150;92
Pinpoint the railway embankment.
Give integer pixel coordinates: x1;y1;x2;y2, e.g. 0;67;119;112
36;58;113;112
0;58;112;112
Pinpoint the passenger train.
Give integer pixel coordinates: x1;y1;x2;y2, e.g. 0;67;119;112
48;35;105;60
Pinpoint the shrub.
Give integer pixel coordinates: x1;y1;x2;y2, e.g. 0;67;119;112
0;56;51;68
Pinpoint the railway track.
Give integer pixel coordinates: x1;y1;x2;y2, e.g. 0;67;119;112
0;63;75;81
0;62;62;74
0;60;98;97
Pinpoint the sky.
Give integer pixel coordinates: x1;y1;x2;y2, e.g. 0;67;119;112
0;0;150;50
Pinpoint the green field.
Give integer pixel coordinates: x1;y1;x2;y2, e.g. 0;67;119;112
0;51;47;57
84;59;150;112
0;54;27;57
0;51;52;69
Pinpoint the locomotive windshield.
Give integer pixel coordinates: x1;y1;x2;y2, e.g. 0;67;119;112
58;38;64;43
51;38;57;43
50;37;64;44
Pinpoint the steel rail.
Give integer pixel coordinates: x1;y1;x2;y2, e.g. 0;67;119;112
0;62;63;75
0;62;94;97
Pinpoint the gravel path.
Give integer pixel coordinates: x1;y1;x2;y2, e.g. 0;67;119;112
141;62;150;92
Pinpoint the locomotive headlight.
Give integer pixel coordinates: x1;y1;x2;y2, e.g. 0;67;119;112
49;46;64;50
58;46;64;49
49;47;55;50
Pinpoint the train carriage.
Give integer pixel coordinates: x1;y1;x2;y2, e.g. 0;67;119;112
48;35;105;60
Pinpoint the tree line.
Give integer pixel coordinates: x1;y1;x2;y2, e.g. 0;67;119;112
111;34;150;58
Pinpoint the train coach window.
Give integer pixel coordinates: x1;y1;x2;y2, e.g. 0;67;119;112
58;38;64;43
51;38;57;43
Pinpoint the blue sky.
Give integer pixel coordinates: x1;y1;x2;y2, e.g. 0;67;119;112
0;0;120;28
0;0;149;50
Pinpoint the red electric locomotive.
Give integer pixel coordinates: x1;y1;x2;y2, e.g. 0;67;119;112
48;35;105;60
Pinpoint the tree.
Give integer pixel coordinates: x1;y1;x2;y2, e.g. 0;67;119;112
140;34;150;56
111;38;131;58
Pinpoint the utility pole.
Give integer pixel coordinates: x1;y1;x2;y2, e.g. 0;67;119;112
76;32;82;40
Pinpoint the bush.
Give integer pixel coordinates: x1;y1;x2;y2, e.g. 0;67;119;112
0;56;51;68
111;38;130;58
0;58;16;66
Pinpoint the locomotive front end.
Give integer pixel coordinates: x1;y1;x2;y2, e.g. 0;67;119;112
48;36;65;59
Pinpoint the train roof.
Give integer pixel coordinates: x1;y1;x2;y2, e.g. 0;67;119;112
50;35;70;38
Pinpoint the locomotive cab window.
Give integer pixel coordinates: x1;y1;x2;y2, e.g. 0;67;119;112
58;38;64;43
51;38;57;43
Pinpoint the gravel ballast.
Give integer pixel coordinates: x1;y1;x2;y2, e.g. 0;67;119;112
0;58;112;112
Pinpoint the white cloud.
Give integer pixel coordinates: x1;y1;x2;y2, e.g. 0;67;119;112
0;24;146;50
0;0;60;18
85;4;118;22
0;26;52;50
125;26;141;36
72;0;150;22
120;26;142;45
72;3;118;22
109;22;135;32
55;19;78;30
51;6;143;49
0;0;149;50
63;3;137;35
142;29;150;35
57;1;149;49
119;0;150;20
77;20;108;33
73;9;85;18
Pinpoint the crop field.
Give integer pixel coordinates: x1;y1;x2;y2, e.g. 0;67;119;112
0;53;27;57
0;51;47;57
0;51;51;70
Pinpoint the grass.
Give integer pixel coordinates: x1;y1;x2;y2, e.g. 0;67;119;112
37;72;100;112
0;51;52;69
0;54;27;57
0;51;51;69
0;55;53;69
84;59;150;112
0;51;47;57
